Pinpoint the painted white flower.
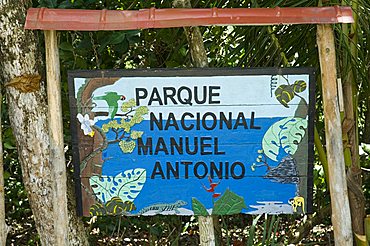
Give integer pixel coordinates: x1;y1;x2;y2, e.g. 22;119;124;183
77;113;95;137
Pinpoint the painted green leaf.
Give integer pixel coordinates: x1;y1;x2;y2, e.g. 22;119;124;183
89;168;146;204
89;203;106;216
192;198;209;216
262;117;307;162
212;189;246;215
130;130;144;140
274;85;294;108
292;80;307;93
105;196;136;215
121;98;136;112
102;120;119;133
119;140;136;153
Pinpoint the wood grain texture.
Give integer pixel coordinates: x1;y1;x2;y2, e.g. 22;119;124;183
44;30;69;245
317;24;353;245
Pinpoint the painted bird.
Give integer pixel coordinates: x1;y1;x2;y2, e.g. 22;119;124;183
93;92;126;119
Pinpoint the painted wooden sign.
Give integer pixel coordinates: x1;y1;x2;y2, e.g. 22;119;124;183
68;68;315;217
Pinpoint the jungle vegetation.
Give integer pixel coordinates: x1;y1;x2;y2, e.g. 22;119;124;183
0;0;370;245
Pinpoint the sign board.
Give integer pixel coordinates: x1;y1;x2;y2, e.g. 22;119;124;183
68;68;315;217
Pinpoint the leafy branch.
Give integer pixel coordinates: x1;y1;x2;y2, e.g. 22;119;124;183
251;149;271;171
101;98;148;153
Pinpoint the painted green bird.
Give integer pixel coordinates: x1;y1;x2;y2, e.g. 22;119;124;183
93;92;126;119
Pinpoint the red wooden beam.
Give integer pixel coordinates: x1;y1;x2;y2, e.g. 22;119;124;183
25;6;353;31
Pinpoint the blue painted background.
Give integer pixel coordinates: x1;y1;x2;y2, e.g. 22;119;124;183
97;117;296;214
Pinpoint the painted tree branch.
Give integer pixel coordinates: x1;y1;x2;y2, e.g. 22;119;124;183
80;126;108;172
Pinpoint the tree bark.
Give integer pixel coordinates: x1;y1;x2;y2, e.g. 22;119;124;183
0;0;89;245
173;0;209;68
317;24;353;245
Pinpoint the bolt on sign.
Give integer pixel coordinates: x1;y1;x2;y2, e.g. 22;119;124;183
68;68;315;217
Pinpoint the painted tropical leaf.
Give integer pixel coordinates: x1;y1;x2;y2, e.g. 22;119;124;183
212;189;246;215
192;198;209;216
262;117;307;162
89;202;106;216
130;130;144;140
274;85;294;108
292;80;307;93
89;168;146;204
105;196;136;215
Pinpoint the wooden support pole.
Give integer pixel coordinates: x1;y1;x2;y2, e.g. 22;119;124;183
44;30;69;245
317;24;353;245
199;216;216;246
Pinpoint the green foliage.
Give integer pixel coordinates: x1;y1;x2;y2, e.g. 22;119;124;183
191;198;209;216
101;99;148;154
6;0;369;245
212;189;246;215
130;130;144;140
89;203;106;216
101;120;118;132
262;117;308;161
90;197;136;216
292;80;307;93
121;98;136;112
119;140;136;153
89;168;146;204
275;84;294;108
246;214;262;245
274;79;307;108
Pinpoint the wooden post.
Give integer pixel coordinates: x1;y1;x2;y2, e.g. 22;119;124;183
199;216;216;246
44;30;69;245
317;24;353;245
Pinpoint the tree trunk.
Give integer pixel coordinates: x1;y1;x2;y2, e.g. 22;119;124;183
343;71;365;235
0;1;89;245
173;0;209;68
341;0;365;234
